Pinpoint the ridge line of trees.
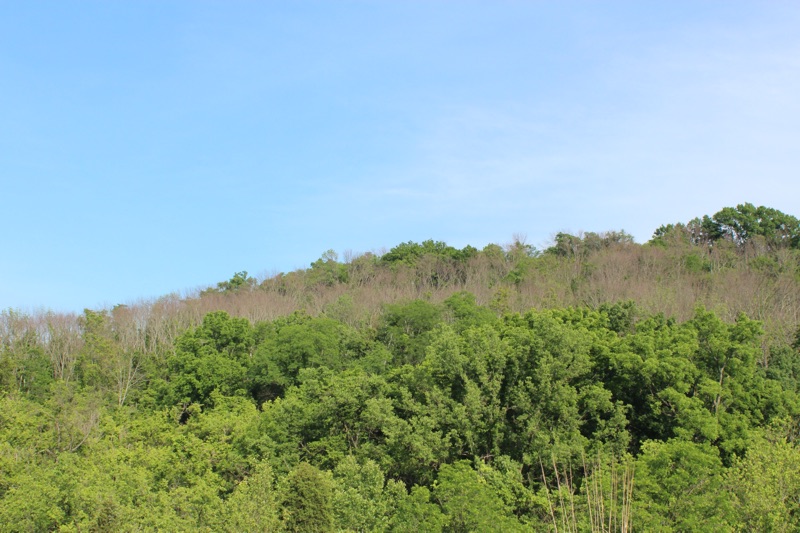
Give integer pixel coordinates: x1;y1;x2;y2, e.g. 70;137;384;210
1;203;799;530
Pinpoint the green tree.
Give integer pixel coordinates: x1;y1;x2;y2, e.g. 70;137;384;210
634;439;732;532
0;462;66;532
433;461;524;532
378;300;443;365
421;324;511;460
164;311;253;407
222;461;280;532
207;271;258;294
280;462;334;533
391;485;446;533
501;310;614;467
726;426;800;532
250;314;363;401
443;292;497;332
712;203;800;249
308;250;349;286
331;456;405;532
651;203;800;250
381;240;469;266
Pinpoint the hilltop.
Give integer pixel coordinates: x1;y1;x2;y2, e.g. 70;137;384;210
1;203;799;530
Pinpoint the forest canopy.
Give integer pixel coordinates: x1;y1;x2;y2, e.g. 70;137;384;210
2;204;800;531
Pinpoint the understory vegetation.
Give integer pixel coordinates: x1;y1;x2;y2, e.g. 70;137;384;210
2;203;800;531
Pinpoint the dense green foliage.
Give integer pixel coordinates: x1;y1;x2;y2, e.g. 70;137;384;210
2;204;800;531
652;202;800;250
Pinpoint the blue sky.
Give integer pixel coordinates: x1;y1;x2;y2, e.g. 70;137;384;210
2;2;799;313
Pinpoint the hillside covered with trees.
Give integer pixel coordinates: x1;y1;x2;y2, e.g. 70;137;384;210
2;203;800;531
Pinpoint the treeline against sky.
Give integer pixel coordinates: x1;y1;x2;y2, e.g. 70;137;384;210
1;203;800;530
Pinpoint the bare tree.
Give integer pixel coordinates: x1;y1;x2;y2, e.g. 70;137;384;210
39;312;83;382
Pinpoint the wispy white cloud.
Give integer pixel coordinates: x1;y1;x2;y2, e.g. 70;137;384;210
5;2;800;311
329;6;800;245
